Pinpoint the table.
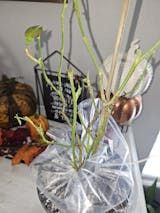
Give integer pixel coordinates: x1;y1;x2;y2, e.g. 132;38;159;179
0;158;45;213
0;125;147;213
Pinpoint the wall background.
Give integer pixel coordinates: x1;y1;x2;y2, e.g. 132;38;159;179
0;0;160;166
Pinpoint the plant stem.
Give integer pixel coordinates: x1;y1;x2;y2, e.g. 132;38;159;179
37;36;42;58
73;0;105;102
72;0;116;158
15;115;71;148
35;1;70;124
25;47;62;97
107;39;160;106
36;34;72;126
25;48;39;64
87;106;110;158
68;70;80;170
78;112;94;140
15;115;54;145
106;0;130;100
85;74;99;114
57;0;68;114
127;61;149;97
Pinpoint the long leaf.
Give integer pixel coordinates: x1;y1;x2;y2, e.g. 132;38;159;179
145;178;158;205
147;205;155;213
156;207;160;213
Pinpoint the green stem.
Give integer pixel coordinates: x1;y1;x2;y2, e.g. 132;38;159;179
87;106;110;158
25;48;39;64
39;59;59;95
106;39;160;107
78;112;94;141
68;70;79;170
85;74;99;114
15;115;54;145
57;0;68;114
127;61;149;97
76;134;83;165
73;0;105;101
36;3;70;125
15;115;71;148
38;59;71;127
73;0;112;157
37;36;42;58
36;36;60;95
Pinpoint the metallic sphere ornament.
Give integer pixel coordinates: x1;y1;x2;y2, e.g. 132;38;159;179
111;95;143;126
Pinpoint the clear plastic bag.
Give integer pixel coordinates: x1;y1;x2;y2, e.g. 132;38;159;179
33;99;134;213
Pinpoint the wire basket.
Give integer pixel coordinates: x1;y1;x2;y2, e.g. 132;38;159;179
34;50;88;122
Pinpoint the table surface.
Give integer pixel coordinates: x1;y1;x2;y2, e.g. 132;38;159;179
0;158;45;213
0;125;147;213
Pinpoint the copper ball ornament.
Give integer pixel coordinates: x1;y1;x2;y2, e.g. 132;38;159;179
111;95;142;125
131;95;143;119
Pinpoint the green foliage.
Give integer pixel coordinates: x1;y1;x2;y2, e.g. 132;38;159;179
146;178;158;204
145;178;160;213
155;207;160;213
25;25;43;45
147;205;156;213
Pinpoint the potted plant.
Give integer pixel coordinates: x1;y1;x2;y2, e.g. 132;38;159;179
16;0;160;212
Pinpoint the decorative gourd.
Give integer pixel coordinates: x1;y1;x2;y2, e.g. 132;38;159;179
26;114;49;139
0;75;37;128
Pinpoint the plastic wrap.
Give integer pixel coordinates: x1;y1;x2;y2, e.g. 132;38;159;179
33;98;134;213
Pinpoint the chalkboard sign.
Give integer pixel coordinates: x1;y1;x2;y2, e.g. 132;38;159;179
41;73;86;122
34;50;88;123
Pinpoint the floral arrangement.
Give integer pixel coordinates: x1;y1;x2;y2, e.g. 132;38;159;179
16;0;160;170
15;0;160;212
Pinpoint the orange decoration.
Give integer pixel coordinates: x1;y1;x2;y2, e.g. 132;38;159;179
12;144;29;165
21;145;45;165
0;76;37;129
12;144;45;165
26;114;49;139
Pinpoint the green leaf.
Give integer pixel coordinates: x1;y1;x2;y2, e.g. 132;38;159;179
147;204;155;213
25;25;43;45
155;207;160;213
145;178;158;205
